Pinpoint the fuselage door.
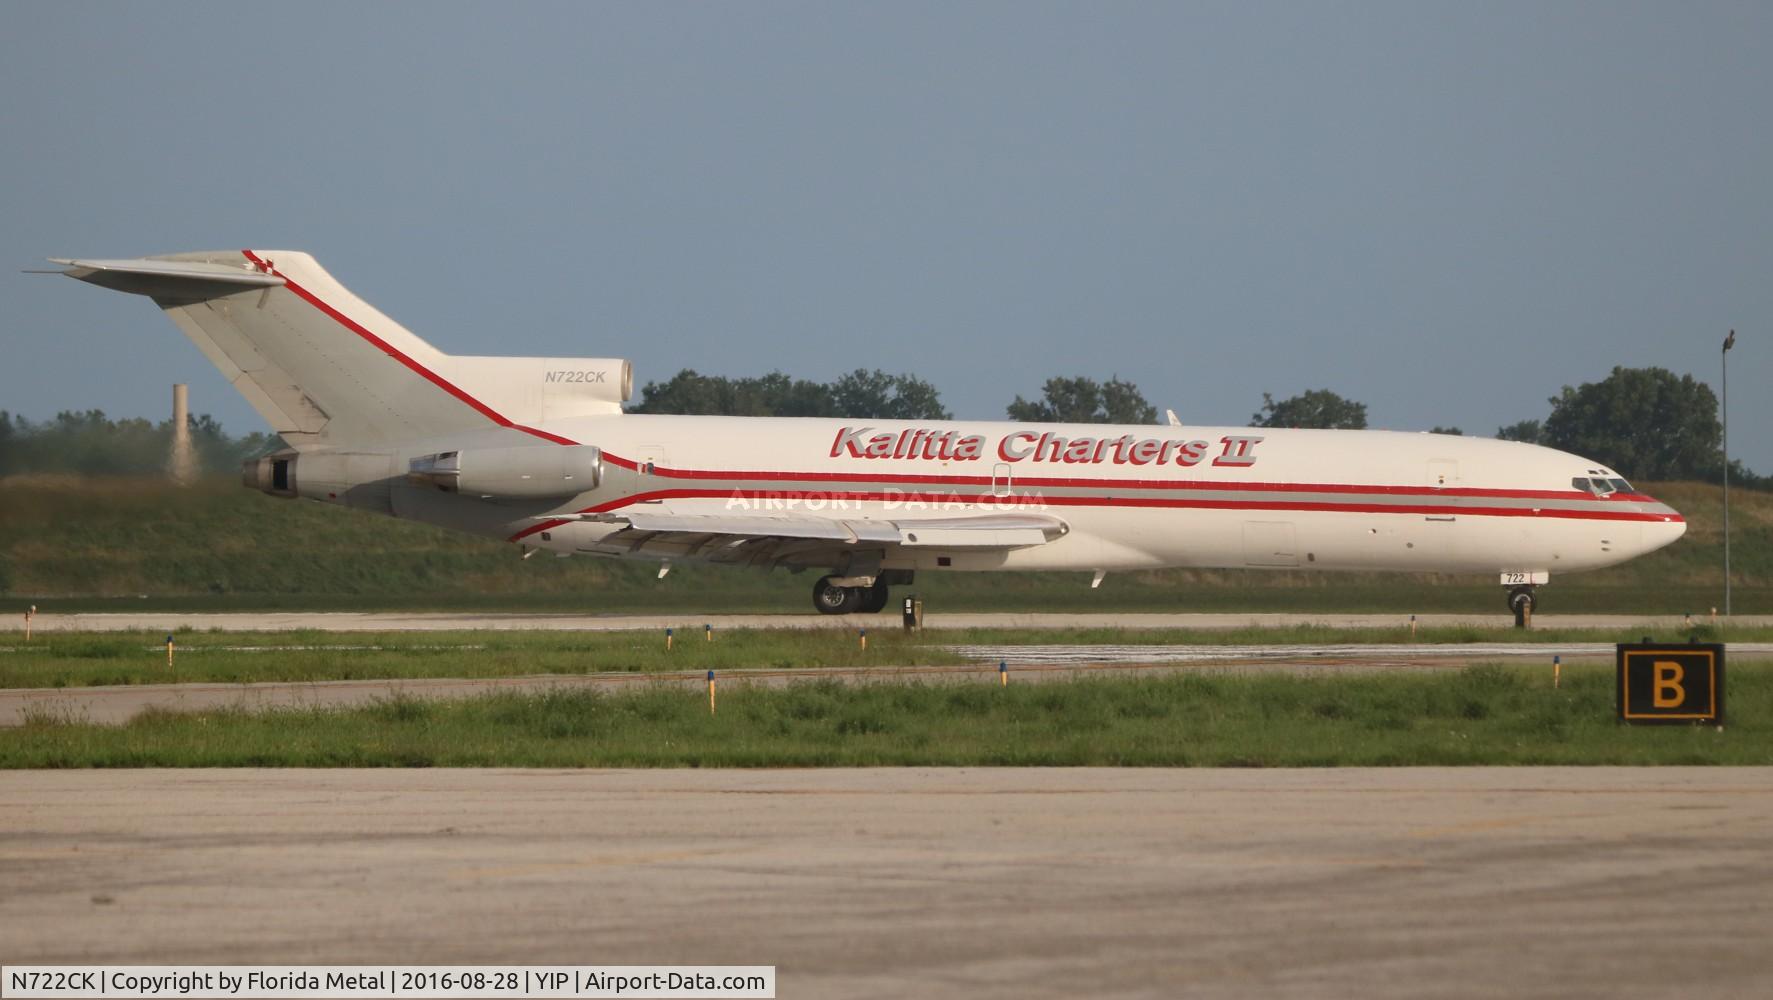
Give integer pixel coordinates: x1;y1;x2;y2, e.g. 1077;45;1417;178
992;463;1014;499
635;445;669;477
634;445;670;504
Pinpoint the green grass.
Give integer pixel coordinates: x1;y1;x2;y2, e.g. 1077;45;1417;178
2;664;1763;768
0;629;965;688
3;475;1769;614
4;624;1767;689
930;622;1773;647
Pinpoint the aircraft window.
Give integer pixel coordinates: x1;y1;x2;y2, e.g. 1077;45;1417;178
1572;477;1617;497
1610;478;1633;493
1571;477;1590;491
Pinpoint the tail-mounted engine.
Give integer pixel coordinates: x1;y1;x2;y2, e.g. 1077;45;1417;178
407;445;604;499
246;445;604;504
242;450;299;499
242;450;396;507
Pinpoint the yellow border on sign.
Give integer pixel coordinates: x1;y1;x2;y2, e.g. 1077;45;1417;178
1621;649;1717;720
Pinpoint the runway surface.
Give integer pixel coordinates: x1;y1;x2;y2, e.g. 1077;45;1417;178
2;768;1768;999
20;610;1769;632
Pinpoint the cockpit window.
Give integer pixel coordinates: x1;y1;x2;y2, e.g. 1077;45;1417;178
1572;477;1618;497
1609;478;1633;493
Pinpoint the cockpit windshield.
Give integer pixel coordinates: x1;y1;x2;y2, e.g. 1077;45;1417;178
1572;476;1634;497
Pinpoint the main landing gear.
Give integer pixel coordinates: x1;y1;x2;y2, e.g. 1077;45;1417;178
1507;585;1537;627
812;575;894;615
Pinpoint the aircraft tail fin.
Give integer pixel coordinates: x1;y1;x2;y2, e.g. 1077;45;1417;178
56;251;631;450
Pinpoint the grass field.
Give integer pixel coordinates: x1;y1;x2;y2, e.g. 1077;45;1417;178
2;664;1761;768
2;476;1768;614
3;624;1766;689
0;628;962;688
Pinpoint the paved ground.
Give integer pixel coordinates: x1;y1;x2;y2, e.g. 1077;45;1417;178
1;768;1768;999
20;610;1767;633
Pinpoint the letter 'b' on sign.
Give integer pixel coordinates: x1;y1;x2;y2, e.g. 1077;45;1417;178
1652;662;1686;708
1617;644;1723;724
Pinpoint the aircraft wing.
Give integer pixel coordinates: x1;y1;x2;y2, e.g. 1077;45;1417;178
540;510;1068;563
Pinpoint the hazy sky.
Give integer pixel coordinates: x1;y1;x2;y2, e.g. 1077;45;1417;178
4;2;1767;472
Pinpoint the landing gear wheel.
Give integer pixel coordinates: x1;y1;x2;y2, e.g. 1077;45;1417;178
858;580;890;614
813;575;862;615
1507;585;1536;626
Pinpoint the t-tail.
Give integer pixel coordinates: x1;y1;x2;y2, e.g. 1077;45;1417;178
52;251;633;453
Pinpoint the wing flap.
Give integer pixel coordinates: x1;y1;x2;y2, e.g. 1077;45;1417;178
891;514;1068;547
610;512;859;541
897;525;1052;547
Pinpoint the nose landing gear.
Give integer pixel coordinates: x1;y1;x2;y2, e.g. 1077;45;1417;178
1507;585;1537;627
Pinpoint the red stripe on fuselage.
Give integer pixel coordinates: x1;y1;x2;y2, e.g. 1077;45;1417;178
509;487;1677;542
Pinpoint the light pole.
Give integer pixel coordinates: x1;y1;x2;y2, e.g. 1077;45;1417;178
1722;329;1735;617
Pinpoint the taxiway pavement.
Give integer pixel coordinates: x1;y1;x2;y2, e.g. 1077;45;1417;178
2;768;1768;998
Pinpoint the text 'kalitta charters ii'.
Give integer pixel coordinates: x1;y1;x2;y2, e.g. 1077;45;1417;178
829;427;1262;467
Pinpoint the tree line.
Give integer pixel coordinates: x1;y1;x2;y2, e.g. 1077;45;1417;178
1241;367;1763;488
627;365;1761;487
2;366;1758;487
0;410;278;478
626;368;952;420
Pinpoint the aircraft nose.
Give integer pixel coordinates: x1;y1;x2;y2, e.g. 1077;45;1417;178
1646;517;1687;552
1639;499;1687;554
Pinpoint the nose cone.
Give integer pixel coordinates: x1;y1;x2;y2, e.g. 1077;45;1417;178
1639;496;1687;555
1644;516;1687;553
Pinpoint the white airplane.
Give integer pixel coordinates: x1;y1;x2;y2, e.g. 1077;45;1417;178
55;250;1686;616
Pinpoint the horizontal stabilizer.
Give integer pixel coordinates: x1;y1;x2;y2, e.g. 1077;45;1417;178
53;257;283;300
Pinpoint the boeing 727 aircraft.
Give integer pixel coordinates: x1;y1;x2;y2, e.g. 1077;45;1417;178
56;251;1685;615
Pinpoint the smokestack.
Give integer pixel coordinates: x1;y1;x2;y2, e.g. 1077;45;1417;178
168;383;197;485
